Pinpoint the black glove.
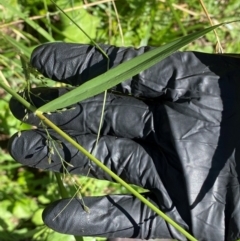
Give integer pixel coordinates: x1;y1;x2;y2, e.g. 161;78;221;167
8;43;240;241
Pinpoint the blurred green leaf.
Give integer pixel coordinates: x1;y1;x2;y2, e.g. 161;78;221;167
13;198;38;219
31;208;44;225
13;203;31;219
0;98;20;135
60;5;100;43
38;194;51;204
0;200;17;231
46;231;76;241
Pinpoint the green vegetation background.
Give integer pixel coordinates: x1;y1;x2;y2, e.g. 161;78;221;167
0;0;240;240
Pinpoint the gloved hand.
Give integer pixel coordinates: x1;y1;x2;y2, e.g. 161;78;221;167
8;43;240;241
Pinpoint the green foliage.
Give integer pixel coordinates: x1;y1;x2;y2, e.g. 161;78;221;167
0;96;20;136
0;0;240;240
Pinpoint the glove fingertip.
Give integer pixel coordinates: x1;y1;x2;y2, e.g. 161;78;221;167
42;199;91;236
42;201;62;233
31;42;54;62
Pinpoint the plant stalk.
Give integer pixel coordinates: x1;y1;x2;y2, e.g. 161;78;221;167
0;79;197;241
0;81;197;241
35;111;197;241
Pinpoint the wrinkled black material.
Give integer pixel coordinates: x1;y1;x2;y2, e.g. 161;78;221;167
8;43;240;241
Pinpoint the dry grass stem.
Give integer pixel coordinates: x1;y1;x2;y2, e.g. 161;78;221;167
0;70;10;87
112;0;124;46
198;0;223;53
158;0;211;17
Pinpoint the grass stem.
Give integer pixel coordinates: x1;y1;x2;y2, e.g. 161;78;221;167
35;110;197;241
0;79;198;241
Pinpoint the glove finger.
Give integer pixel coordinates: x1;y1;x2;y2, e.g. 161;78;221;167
8;129;164;189
9;88;155;140
30;42;154;97
42;194;188;240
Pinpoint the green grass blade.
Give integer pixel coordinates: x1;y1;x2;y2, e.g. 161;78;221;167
55;173;69;198
38;22;229;113
0;0;54;42
1;34;31;57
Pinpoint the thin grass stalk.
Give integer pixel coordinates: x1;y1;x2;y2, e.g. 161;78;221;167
43;0;53;37
35;110;198;241
54;174;84;241
0;80;198;241
50;0;109;59
111;0;125;45
50;0;109;154
198;0;223;53
167;0;187;36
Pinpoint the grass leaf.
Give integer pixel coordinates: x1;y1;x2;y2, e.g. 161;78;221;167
1;34;32;57
38;22;229;113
